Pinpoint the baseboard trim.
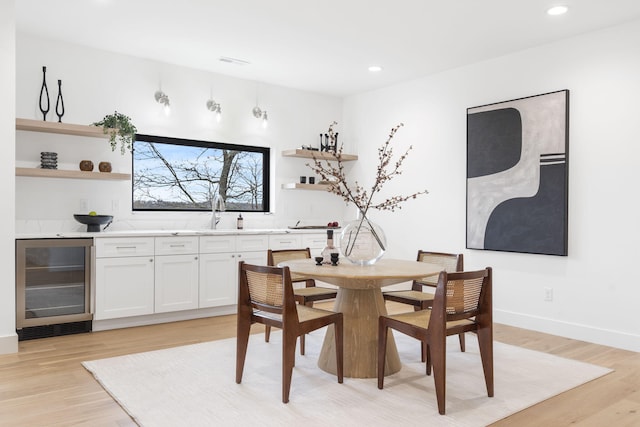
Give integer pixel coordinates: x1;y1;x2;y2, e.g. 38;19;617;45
495;309;640;353
93;305;237;332
0;332;19;354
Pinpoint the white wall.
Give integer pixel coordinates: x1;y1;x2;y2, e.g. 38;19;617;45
15;33;349;233
11;19;640;353
344;20;640;352
0;0;17;354
8;33;349;351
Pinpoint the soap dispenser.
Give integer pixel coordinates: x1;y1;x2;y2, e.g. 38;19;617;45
237;214;244;229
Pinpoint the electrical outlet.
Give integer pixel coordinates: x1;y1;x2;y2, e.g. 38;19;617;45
80;198;88;212
544;287;554;302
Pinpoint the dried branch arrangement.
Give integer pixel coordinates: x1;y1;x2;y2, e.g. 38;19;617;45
307;122;428;218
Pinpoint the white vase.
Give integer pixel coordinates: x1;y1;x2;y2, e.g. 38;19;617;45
339;212;387;266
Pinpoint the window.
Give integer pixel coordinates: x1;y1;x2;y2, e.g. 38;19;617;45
132;134;270;212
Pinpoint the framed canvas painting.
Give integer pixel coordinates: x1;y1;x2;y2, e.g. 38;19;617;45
466;90;569;256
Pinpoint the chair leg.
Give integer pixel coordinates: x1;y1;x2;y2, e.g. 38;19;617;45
431;339;447;415
430;343;447;415
377;318;388;389
282;332;298;404
421;342;426;362
425;343;431;375
334;320;344;384
235;318;251;384
298;299;313;355
265;325;271;342
477;327;494;398
459;332;466;352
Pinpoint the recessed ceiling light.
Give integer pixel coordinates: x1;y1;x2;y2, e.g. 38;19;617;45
547;5;568;16
368;65;383;72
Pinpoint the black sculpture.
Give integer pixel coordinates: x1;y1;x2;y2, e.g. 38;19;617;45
55;80;65;123
39;66;50;121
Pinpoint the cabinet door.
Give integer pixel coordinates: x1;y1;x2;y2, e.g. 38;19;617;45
155;236;198;255
95;256;155;320
199;253;237;308
95;237;155;258
302;233;329;257
268;234;302;250
155;254;199;313
236;250;267;267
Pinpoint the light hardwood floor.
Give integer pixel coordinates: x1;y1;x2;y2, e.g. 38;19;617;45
0;303;638;426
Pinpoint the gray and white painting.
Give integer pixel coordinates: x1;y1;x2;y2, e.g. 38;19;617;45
466;90;569;256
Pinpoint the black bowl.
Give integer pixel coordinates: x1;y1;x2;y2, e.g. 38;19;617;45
73;214;113;232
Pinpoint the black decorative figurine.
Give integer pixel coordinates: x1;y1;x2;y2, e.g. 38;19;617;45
55;79;65;123
39;66;50;121
321;133;330;152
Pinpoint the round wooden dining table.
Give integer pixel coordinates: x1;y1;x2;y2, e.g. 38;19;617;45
279;258;442;378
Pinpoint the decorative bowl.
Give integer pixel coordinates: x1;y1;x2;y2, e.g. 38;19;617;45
73;214;113;232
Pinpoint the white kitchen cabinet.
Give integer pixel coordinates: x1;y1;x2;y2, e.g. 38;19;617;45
95;237;155;320
199;252;236;308
268;234;302;250
95;255;155;320
302;232;331;257
154;253;199;313
199;235;268;308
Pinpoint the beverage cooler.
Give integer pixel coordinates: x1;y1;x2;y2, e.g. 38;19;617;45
16;238;93;340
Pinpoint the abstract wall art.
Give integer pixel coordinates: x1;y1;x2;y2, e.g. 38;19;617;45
466;90;569;256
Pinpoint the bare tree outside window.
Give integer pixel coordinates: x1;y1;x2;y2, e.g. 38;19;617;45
132;134;270;212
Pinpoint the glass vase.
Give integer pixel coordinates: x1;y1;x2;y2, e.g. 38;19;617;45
339;213;387;266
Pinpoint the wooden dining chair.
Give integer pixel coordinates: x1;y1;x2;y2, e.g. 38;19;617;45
235;261;344;403
265;248;338;355
377;267;493;415
383;251;466;355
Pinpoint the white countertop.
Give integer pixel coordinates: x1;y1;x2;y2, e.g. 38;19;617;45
15;228;337;239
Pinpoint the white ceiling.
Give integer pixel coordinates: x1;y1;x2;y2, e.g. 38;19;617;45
15;0;640;97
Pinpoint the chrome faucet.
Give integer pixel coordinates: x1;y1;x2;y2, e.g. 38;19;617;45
211;190;226;229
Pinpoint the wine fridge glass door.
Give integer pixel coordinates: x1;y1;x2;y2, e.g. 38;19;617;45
16;239;93;329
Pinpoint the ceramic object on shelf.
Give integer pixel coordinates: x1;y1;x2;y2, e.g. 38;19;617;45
73;214;113;232
79;160;94;171
40;151;58;169
98;161;112;172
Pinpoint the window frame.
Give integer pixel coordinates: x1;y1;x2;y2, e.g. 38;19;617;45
131;133;271;213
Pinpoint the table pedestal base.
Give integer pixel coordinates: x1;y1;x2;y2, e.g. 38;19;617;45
317;287;401;378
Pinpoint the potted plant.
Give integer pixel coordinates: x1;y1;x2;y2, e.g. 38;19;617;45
92;111;137;155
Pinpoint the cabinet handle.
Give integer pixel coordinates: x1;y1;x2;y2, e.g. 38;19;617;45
170;244;185;247
116;246;137;249
194;256;198;260
149;259;153;262
231;254;235;258
237;254;242;258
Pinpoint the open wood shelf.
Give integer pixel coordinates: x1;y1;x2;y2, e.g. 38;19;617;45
282;149;357;161
16;167;131;181
16;118;110;139
281;183;330;191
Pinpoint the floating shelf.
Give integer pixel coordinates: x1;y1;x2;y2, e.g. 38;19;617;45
16;167;131;181
281;183;331;191
281;149;357;161
16;118;110;139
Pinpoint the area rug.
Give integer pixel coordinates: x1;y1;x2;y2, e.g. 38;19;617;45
83;330;611;427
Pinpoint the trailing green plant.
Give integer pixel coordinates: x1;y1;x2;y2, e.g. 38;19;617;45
92;111;137;155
